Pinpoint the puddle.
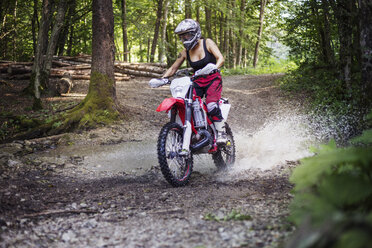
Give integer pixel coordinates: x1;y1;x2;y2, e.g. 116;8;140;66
37;140;218;175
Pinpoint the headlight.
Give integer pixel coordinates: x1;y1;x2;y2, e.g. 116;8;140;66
172;86;184;98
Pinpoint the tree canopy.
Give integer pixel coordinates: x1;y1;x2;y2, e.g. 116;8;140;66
0;0;286;68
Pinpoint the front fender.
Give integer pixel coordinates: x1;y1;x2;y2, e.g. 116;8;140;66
156;98;185;112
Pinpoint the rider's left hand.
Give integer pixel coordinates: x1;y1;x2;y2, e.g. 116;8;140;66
149;78;169;88
194;63;219;77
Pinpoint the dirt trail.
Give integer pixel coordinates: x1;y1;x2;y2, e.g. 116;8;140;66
0;74;301;247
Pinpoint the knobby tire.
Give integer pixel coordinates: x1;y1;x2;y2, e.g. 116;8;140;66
157;122;193;187
212;122;236;169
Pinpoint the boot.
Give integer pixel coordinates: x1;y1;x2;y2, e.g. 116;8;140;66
214;120;227;145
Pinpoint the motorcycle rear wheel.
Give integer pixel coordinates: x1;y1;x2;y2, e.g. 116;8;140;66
157;122;193;187
212;122;236;170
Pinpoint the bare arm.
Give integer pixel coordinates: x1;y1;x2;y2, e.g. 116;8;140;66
162;50;186;78
206;38;224;69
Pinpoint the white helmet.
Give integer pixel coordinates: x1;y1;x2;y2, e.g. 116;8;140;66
174;19;201;51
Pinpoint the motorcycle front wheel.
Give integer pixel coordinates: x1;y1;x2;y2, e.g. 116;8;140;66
157;122;193;187
212;122;236;170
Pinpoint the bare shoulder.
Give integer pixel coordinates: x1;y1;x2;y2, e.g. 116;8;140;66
205;38;219;51
205;38;217;47
205;38;220;53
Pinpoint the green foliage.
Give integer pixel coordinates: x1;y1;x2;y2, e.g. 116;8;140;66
0;112;43;140
204;209;252;222
278;63;366;142
0;0;287;67
287;114;372;247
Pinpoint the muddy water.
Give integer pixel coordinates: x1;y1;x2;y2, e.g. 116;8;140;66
38;141;157;173
37;112;316;178
38;138;218;174
218;112;316;181
235;114;314;170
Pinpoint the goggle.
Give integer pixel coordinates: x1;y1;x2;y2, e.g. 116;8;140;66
178;32;195;43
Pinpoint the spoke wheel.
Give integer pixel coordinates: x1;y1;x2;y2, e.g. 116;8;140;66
157;122;193;187
212;122;235;170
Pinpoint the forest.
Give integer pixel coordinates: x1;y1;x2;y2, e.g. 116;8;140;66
1;0;372;247
1;0;284;66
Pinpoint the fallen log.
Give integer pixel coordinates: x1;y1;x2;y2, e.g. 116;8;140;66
142;62;167;68
115;63;165;74
51;74;130;81
52;60;72;67
54;64;91;70
8;73;31;80
115;67;162;78
51;68;92;75
56;73;73;95
0;61;33;66
7;65;32;75
0;57;167;80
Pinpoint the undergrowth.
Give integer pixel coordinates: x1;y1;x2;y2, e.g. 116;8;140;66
287;113;372;248
278;63;368;143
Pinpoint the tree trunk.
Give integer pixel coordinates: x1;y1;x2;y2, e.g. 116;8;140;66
253;0;267;68
57;0;76;56
329;0;354;87
321;0;335;66
32;0;39;55
185;0;192;19
90;0;116;99
150;0;163;63
121;0;128;62
67;24;74;56
56;0;119;131
43;0;68;91
29;0;54;110
32;0;120;136
195;2;200;23
219;11;223;49
359;0;372;108
213;10;218;43
352;0;361;72
223;14;228;61
12;0;18;60
236;0;245;67
227;0;235;68
205;5;212;38
158;0;168;63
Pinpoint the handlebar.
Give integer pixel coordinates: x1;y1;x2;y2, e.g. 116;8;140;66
149;67;219;88
174;68;194;77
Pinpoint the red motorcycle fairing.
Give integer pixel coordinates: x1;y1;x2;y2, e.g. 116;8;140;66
157;97;201;134
156;97;186;124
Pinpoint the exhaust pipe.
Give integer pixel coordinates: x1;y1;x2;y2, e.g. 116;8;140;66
190;130;212;152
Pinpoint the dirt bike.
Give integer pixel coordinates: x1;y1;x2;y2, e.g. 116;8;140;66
150;69;235;187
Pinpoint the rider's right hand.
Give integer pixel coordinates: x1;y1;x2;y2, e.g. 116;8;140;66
149;78;169;88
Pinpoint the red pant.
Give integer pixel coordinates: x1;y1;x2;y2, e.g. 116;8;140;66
193;71;222;104
193;71;223;121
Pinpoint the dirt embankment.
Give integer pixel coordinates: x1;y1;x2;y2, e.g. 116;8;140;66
0;74;299;247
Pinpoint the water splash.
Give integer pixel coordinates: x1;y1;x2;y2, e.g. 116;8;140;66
224;113;315;179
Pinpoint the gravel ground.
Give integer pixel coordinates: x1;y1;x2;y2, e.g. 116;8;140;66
0;74;301;248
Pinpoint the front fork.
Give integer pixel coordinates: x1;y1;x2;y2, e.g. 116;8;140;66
182;98;193;151
181;99;218;152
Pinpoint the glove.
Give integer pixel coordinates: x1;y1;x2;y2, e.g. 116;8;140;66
149;78;169;88
194;63;219;77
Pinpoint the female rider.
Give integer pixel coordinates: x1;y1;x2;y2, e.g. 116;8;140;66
161;19;227;147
